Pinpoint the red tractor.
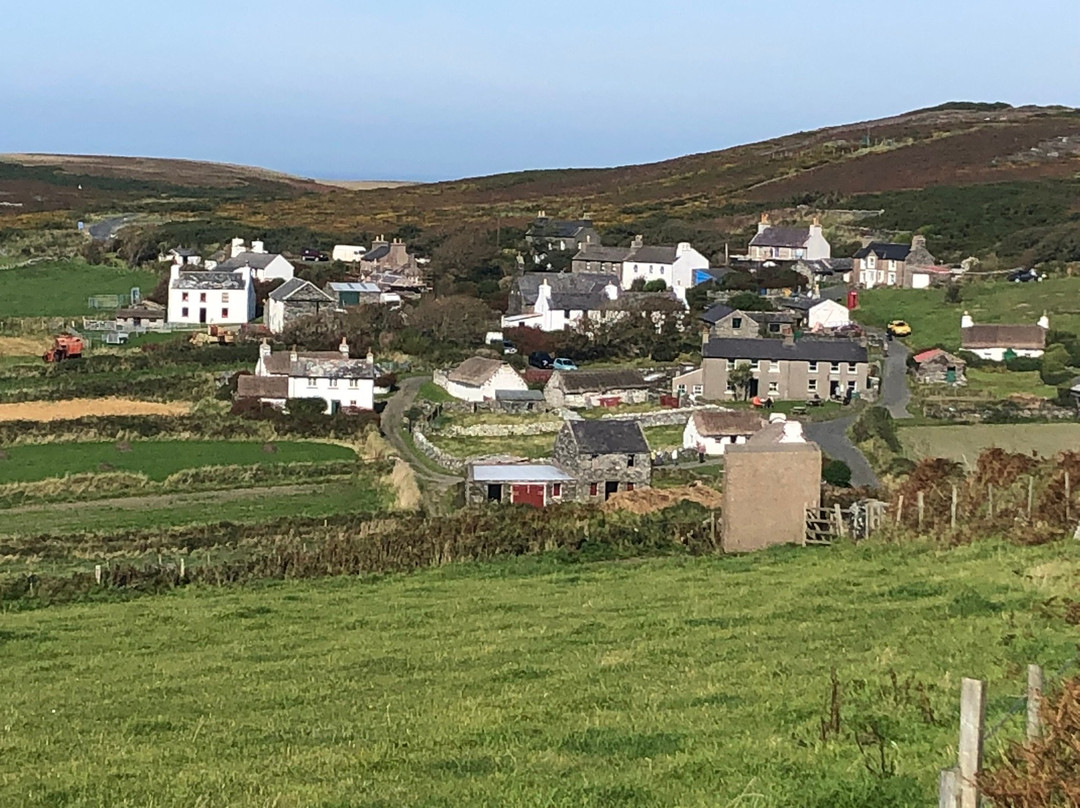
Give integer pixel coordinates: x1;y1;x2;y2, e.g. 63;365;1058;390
42;335;85;363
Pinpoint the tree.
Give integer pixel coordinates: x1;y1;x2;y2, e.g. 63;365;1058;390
642;279;669;292
944;283;962;305
407;295;496;345
729;362;754;400
1039;344;1073;386
822;459;853;488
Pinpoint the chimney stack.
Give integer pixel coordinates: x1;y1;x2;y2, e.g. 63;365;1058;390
259;339;271;359
757;213;770;235
230;237;245;259
631;234;644;249
251;240;265;254
339;337;350;358
289;346;298;363
1038;311;1050;330
961;311;974;329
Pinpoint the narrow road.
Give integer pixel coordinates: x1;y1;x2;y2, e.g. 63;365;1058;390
381;376;462;489
87;214;137;241
805;416;880;489
879;339;913;419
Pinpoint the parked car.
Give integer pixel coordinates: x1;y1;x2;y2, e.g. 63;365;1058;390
552;358;578;371
300;247;329;262
502;340;517;355
528;351;553;369
887;320;912;337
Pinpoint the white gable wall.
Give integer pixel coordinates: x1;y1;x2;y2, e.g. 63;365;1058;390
288;375;374;413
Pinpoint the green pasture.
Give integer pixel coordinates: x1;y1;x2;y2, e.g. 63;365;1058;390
0;260;160;318
2;539;1077;806
899;423;1080;465
0;440;355;484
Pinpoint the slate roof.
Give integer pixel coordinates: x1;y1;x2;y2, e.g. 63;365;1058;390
362;245;391;262
268;278;334;302
447;357;513;387
749;226;810;249
703;337;868;363
494;389;544;401
550;369;650;394
626;245;678;264
170;247;199;257
237;374;289;399
172;271;248;290
517;272;617;308
470;463;573;483
961;325;1047;351
572;243;688;266
573;245;634;263
691;410;767;437
326;281;381;294
260;350;375;379
527;218;593;239
566;420;649;455
700;302;736;325
217;252;290;271
854;242;911;261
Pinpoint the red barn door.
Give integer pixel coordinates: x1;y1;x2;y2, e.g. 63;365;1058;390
511;484;546;508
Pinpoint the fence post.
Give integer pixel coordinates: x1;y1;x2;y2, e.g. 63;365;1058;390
94;564;102;585
958;677;986;808
938;767;960;808
834;503;844;538
1027;477;1034;521
918;490;925;530
951;486;958;531
988;484;994;519
896;494;904;526
179;557;186;581
1026;664;1043;744
1065;471;1071;523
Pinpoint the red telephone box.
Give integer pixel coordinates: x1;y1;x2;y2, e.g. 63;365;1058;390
847;288;859;310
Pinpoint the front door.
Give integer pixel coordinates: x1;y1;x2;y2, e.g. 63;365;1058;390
604;481;619;501
199;307;207;324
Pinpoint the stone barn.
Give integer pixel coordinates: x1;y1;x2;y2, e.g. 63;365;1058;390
552;420;652;501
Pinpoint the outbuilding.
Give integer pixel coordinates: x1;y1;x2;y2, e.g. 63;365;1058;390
465;463;574;507
437;357;529;403
682;410;767;456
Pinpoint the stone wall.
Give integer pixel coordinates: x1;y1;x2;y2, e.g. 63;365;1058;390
439;421;562;438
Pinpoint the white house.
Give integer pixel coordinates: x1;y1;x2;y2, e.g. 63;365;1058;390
437;357;529;403
332;245;367;263
748;214;831;261
571;236;708;296
502;276;620;332
163;247;201;266
960;312;1049;361
167;265;255;325
682;410;767;456
238;338;376;413
214;238;295;282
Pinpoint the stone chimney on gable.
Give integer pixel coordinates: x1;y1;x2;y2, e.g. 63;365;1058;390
1038;311;1050;330
961;311;974;329
676;241;692;257
251;240;266;254
631;234;644;249
339;337;350;358
289;346;298;363
388;238;408;267
604;281;619;301
758;213;771;235
230;237;246;259
536;277;552;311
809;217;823;239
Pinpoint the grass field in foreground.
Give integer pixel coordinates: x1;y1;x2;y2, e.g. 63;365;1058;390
0;440;356;484
856;277;1080;350
899;423;1080;465
2;540;1077;807
0;260;160;318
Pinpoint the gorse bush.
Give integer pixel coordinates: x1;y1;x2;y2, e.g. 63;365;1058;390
850;407;901;453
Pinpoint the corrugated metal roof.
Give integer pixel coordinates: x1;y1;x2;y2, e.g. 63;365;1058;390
327;282;382;293
470;464;572;483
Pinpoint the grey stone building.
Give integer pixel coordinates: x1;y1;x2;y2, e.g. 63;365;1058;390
699;303;802;341
544;369;652;409
552;420;652;501
525;212;600;253
265;278;336;334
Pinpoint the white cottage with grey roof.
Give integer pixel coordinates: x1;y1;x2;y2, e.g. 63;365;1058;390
239;338;376;412
571;235;708;295
167;264;256;326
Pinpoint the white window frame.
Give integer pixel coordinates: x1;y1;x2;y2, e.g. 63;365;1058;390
348;378;359;389
691;384;703;396
769;360;780;373
808;361;818;372
328;378;338;388
306;378;318;388
830;362;840;374
808;379;818;393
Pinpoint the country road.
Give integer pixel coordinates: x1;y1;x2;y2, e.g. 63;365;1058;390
880;339;913;419
804;416;880;489
88;214;137;241
381;377;463;492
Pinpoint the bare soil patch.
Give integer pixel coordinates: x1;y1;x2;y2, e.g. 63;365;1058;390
0;398;190;422
602;482;723;515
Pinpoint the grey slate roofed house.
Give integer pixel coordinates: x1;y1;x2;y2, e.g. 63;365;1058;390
747;214;831;262
702;337;868;363
853;242;911;262
750;226;811;249
853;235;938;289
565;420;650;455
265;278;335;334
551;420;652;500
268;278;334;303
544;369;652;408
526;213;600;253
217;252;282;271
173;271;248;290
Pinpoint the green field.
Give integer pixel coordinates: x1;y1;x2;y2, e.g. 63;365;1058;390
899;423;1080;464
856;277;1080;350
2;540;1077;806
0;260;160;318
0;440;356;484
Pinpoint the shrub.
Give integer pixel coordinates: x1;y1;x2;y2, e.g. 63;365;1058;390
1039;344;1073;386
286;398;329;418
822;459;852;488
1005;355;1042;372
943;283;962;305
850;407;901;453
642;279;668;293
727;291;775;312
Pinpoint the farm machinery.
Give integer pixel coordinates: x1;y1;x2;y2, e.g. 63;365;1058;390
42;334;85;363
189;325;237;346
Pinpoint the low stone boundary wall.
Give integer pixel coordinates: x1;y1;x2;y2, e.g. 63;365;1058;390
439;421;563;438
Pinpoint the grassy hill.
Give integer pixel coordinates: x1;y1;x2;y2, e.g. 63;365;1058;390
3;540;1078;807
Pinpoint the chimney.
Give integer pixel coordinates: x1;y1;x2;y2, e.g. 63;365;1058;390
758;213;771;234
779;420;806;444
631;234;644;249
676;241;691;257
604;281;619;301
259;339;271;359
538;210;546;219
388;239;407;267
536;278;552;311
961;311;974;329
251;240;265;254
809;217;823;238
339;337;350;358
1038;311;1050;330
289;346;298;363
911;234;927;251
230;237;245;258
169;263;181;283
366;348;374;365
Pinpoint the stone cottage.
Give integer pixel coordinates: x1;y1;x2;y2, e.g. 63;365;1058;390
544;369;652;409
437;357;530;403
911;348;967;385
265;278;336;334
552;420;651;501
682;410;768;456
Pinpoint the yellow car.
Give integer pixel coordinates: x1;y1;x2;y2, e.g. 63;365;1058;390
887;320;912;337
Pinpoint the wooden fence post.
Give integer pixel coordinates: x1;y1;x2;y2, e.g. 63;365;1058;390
951;485;958;531
1027;477;1034;521
179;557;186;581
1026;664;1043;744
834;503;844;538
988;484;994;519
1065;471;1071;523
94;565;102;586
958;677;987;808
938;767;960;808
896;494;904;525
918;491;925;530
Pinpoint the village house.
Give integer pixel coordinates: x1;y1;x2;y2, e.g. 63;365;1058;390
213;238;295;282
166;264;256;325
324;281;402;308
237;338;376;413
115;301;166;331
525;212;601;253
960;311;1048;361
162;247;202;266
436;357;530;403
682;410;768;456
700;303;802;340
571;235;709;296
747;214;831;261
265;279;336;334
358;237;423;278
911;348;967;385
672;337;869;401
543;369;651;409
777;297;851;331
465;463;575;507
552;420;652;501
792;257;853;284
853;235;941;289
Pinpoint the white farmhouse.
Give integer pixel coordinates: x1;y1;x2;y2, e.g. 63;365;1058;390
167;265;255;325
748;215;831;261
682;410;767;456
571;236;708;296
237;339;376;413
502;275;619;332
214;238;295;282
960;312;1049;361
437;357;529;403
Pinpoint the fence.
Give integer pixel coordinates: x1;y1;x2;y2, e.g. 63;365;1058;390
938;656;1078;807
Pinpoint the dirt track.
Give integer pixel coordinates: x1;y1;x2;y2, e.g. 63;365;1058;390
0;398;190;422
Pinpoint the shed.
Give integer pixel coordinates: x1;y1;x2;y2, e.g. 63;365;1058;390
682;410;767;456
912;348;966;385
544;368;651;409
465;463;574;507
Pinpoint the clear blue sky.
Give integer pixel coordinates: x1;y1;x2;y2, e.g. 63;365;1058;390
2;0;1077;181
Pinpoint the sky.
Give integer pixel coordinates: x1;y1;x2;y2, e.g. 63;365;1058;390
2;0;1078;182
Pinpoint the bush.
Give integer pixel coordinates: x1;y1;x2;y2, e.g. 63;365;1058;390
944;283;962;305
286;398;329;418
850;407;901;453
727;291;775;312
642;279;668;293
1005;355;1042;373
1039;344;1073;386
822;459;852;488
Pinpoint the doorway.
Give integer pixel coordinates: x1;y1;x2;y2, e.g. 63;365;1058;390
486;484;503;502
604;481;619;500
199;308;207;324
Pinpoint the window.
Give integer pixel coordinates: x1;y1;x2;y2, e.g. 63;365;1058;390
749;360;759;371
808;379;818;393
348;379;359;388
627;455;635;468
867;256;876;269
887;272;896;285
222;292;230;303
848;362;858;372
676;383;686;395
691;384;703;396
830;362;840;373
181;292;189;302
732;317;742;329
199;293;207;303
888;260;896;270
589;482;598;496
770;360;780;373
808;361;818;372
768;381;779;395
328;378;338;388
726;359;736;371
307;378;317;388
181;307;189;317
221;308;229;318
768;323;781;333
626;483;635;492
564;309;570;318
552;483;562;498
847;380;857;392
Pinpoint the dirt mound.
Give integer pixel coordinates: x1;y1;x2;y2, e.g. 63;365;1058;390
0;398;190;422
602;482;723;515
